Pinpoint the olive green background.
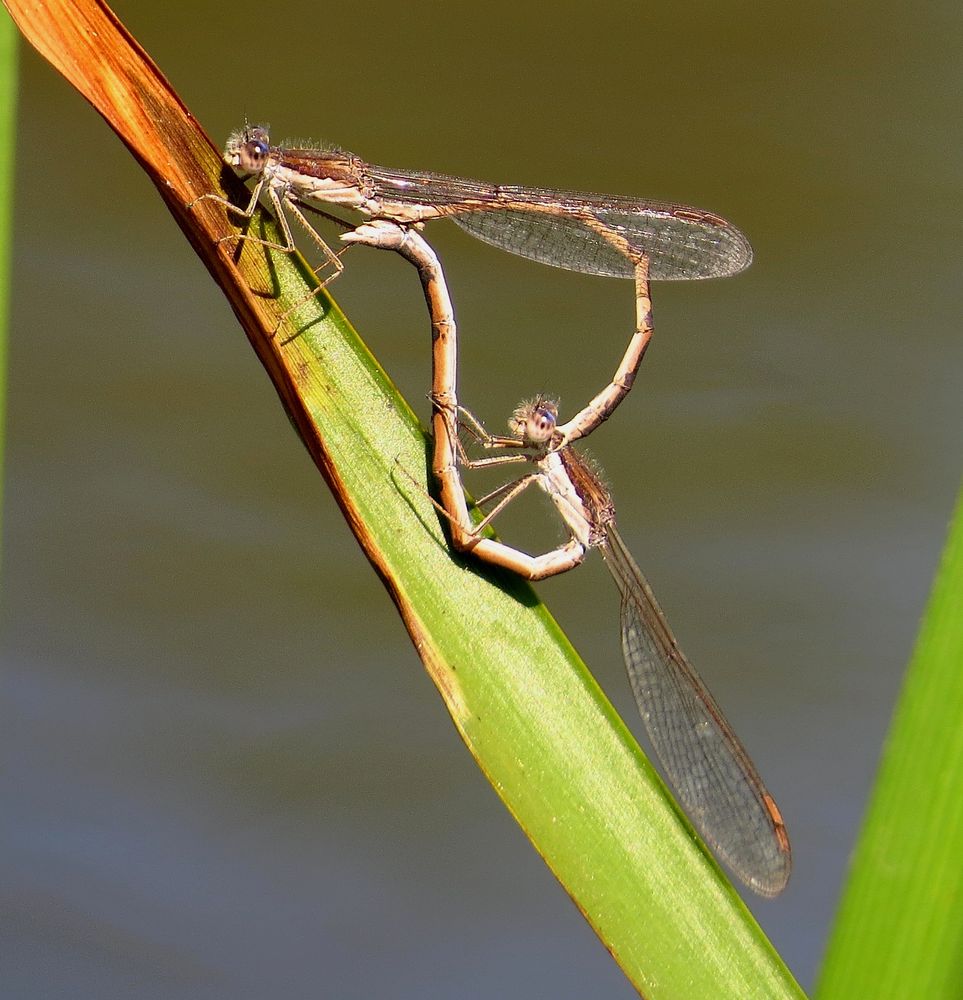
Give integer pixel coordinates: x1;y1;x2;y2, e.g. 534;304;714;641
3;1;960;996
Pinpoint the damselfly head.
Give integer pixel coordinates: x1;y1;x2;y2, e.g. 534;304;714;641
510;397;559;446
224;125;272;178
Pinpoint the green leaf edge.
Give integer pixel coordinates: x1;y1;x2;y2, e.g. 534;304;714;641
0;12;18;572
817;484;963;999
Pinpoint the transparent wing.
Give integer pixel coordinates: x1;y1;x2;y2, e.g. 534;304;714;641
601;524;791;897
365;166;752;281
451;195;751;280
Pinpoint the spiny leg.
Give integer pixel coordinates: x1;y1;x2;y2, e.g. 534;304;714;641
189;181;356;329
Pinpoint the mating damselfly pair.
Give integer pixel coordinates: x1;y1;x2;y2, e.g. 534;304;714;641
192;124;791;898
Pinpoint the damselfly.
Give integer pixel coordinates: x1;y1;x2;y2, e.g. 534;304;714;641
195;124;751;442
455;397;792;897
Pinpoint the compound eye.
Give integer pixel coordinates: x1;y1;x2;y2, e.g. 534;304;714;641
532;406;557;440
249;139;269;163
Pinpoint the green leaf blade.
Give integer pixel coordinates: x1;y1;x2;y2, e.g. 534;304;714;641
817;486;963;999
